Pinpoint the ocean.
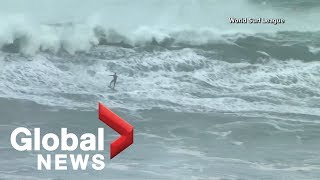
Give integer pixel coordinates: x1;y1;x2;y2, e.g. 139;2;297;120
0;0;320;179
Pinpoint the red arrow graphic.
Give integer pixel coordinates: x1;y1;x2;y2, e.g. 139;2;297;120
98;102;134;159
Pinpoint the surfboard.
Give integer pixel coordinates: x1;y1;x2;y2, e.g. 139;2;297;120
108;85;116;91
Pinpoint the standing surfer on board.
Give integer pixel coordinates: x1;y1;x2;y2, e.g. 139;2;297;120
109;72;118;89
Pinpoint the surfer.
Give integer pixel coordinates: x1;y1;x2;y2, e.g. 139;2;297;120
109;72;118;89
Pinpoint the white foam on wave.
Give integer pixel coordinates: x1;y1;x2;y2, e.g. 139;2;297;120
206;131;232;138
308;46;320;54
254;163;320;172
1;0;320;55
136;132;184;141
168;147;205;158
231;141;243;146
0;47;319;118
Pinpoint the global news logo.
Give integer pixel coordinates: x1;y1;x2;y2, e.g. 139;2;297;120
9;102;134;170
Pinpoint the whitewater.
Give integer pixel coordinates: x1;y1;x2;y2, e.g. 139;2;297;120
0;0;320;179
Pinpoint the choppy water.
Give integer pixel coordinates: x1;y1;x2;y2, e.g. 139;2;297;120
0;0;320;179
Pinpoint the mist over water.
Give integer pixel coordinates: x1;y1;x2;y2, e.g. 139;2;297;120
0;0;320;54
0;0;320;180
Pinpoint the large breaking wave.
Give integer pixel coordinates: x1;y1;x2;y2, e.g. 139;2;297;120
1;0;320;55
0;0;319;117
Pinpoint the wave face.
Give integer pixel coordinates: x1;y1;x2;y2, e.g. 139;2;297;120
1;0;320;180
0;0;320;54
